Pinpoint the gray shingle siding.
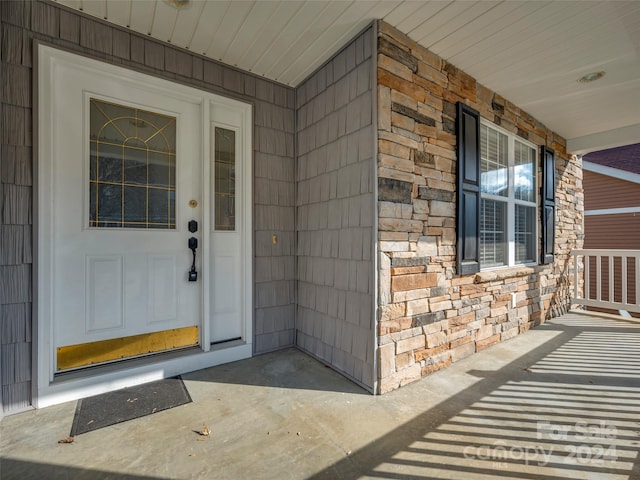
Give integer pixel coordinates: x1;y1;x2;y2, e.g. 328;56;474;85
295;27;376;390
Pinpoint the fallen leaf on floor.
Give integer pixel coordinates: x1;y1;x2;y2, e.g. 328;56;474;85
523;368;532;372
195;425;211;437
58;437;75;444
127;398;138;403
296;432;301;436
86;420;94;425
346;451;351;456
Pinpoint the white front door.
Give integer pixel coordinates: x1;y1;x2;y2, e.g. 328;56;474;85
38;45;253;406
46;59;204;371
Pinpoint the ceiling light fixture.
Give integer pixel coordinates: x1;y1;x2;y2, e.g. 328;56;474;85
164;0;190;9
577;71;605;83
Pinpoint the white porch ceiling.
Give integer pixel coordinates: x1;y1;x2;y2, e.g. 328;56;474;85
56;0;640;154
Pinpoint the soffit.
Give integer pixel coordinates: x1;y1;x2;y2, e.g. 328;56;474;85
56;0;640;153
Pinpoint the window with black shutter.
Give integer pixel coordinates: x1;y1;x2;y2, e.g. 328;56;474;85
457;102;543;274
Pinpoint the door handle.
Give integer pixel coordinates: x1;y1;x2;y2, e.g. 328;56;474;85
188;236;198;282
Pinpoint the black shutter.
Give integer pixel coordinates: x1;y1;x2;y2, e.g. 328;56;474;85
456;102;481;275
540;146;555;264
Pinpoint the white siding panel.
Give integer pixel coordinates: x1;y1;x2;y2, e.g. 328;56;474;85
412;1;500;46
58;0;82;10
223;1;289;70
251;1;328;78
206;1;255;60
267;1;353;81
168;0;207;48
187;0;230;54
489;8;640;93
398;0;454;37
236;2;303;73
79;0;106;19
432;1;529;58
480;3;616;87
105;0;132;28
449;2;567;71
531;81;640;140
150;1;179;42
382;0;425;26
129;0;157;35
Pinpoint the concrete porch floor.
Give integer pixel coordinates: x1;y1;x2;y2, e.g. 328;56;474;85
1;311;639;480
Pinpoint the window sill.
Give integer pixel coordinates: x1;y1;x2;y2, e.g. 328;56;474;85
475;265;541;283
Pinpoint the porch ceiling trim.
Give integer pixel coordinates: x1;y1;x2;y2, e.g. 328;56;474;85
56;0;640;156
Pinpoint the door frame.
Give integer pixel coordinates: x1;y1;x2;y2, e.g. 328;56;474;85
35;44;253;408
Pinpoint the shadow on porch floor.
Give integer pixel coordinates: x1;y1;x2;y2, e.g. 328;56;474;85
1;311;639;479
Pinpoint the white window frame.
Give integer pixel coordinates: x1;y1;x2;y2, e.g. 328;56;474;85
480;119;539;270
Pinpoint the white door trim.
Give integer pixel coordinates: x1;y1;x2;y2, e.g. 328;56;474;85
36;44;253;408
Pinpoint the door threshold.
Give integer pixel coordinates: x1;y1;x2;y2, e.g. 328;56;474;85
210;338;245;351
211;337;242;346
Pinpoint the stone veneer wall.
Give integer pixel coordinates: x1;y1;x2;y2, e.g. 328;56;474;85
296;27;376;390
375;22;583;393
0;0;296;412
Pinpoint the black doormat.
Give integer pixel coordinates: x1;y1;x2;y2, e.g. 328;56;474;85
70;377;192;436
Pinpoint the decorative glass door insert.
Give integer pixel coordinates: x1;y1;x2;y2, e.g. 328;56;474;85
214;127;236;231
89;98;176;229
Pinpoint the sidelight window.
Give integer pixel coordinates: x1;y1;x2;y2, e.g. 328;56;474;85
214;127;236;231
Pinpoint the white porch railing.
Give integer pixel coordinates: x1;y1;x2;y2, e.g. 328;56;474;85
572;249;640;314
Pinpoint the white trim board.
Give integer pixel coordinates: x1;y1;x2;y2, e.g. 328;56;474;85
585;206;640;216
583;161;640;185
567;123;640;155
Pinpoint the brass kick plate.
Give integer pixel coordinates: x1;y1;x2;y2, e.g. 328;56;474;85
56;326;199;371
